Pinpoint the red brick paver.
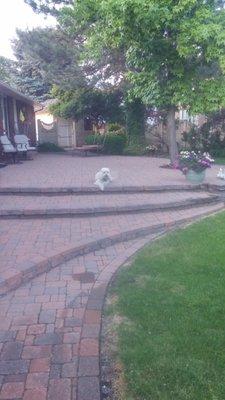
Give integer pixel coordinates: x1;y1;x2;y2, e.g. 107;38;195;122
0;154;224;399
0;154;223;189
0;191;213;212
0;202;222;295
0;238;149;399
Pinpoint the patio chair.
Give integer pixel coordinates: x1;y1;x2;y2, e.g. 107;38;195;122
14;134;36;159
0;135;17;164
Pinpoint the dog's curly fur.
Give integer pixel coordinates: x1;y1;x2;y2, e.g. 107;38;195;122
94;167;113;191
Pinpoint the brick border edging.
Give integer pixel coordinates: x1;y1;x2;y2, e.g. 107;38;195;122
0;203;224;298
77;230;171;400
0;195;220;219
79;205;224;400
0;224;167;297
0;182;224;197
0;184;205;196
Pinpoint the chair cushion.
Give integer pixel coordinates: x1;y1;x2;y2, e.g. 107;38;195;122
15;135;36;151
0;136;16;152
14;134;28;144
26;146;36;151
16;143;27;152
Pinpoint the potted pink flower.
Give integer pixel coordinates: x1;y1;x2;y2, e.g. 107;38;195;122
179;151;214;183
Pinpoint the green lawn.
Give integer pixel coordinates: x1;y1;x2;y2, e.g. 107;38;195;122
215;158;225;165
109;212;225;400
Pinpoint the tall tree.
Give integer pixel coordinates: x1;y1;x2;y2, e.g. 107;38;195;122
0;56;17;85
23;2;146;135
0;53;51;102
24;0;71;15
13;27;85;94
13;23;126;122
59;0;225;162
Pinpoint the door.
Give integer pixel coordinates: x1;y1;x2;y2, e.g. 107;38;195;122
57;118;73;148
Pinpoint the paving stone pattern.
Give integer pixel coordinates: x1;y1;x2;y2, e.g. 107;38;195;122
0;154;224;189
0;191;213;212
0;154;224;399
0;202;222;294
0;238;149;400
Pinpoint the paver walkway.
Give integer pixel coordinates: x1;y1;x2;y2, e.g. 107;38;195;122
0;238;147;400
0;154;224;399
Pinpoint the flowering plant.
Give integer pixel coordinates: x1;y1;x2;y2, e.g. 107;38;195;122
179;151;214;174
145;144;158;154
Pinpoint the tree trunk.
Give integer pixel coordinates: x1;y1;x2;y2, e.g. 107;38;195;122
167;106;178;164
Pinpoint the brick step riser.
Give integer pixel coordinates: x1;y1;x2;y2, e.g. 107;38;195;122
0;197;221;219
0;203;223;297
0;185;206;196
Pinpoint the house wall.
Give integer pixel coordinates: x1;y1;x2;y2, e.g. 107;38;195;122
0;89;36;144
37;119;58;145
36;111;93;148
75;119;91;147
37;116;75;148
7;97;15;140
25;104;36;145
57;118;75;148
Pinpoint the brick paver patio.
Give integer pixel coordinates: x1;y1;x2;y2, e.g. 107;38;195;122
0;153;224;189
0;154;224;399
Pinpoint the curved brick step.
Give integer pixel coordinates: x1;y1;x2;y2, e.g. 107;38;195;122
0;194;221;219
0;184;206;196
0;202;223;296
0;212;223;400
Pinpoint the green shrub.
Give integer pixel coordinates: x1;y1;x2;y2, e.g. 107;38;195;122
182;125;225;155
123;142;146;156
85;131;127;154
104;132;127;154
210;148;225;158
37;142;65;153
85;134;104;146
107;123;125;133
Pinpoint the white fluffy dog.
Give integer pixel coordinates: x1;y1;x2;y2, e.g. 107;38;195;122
94;167;113;191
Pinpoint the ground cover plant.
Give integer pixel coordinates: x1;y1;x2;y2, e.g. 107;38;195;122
108;212;225;399
215;158;225;165
37;142;65;152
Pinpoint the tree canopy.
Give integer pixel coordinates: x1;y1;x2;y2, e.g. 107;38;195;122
50;86;125;124
25;0;71;15
60;0;225;113
12;21;127;125
0;57;15;84
59;0;225;160
13;27;86;93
